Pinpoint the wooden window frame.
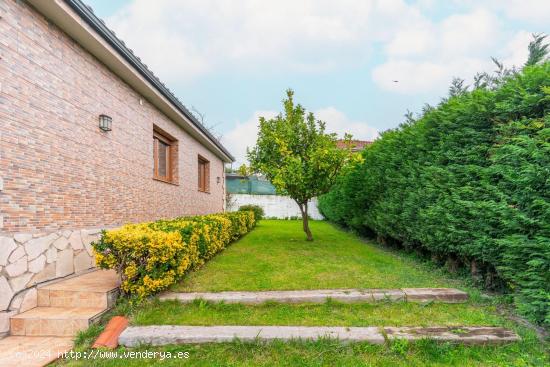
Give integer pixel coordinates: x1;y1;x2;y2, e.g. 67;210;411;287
197;155;210;193
153;127;178;184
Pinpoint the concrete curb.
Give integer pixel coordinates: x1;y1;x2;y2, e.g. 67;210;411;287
159;288;468;304
118;325;520;347
119;326;385;346
383;326;520;345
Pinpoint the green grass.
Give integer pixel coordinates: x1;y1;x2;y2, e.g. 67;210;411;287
54;220;549;366
55;337;548;366
172;220;462;292
133;299;504;328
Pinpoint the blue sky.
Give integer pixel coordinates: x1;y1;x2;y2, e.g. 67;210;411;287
86;0;549;164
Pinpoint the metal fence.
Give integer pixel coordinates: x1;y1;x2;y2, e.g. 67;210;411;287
226;175;277;195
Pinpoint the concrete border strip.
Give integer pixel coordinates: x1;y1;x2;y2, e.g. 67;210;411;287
159;288;468;304
119;325;519;347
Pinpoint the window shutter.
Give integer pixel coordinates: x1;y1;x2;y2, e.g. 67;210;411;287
206;161;210;192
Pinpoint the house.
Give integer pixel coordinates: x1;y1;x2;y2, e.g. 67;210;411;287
0;0;234;326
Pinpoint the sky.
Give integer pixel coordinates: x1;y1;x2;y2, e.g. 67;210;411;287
86;0;549;165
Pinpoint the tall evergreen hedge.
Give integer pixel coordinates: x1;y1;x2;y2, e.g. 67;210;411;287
319;61;550;326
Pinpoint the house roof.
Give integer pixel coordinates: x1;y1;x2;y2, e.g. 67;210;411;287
336;139;373;152
28;0;235;162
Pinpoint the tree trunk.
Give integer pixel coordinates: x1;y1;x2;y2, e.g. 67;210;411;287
298;201;313;241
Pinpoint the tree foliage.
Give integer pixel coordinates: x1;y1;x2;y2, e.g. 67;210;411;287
526;34;549;66
248;89;354;240
319;54;550;324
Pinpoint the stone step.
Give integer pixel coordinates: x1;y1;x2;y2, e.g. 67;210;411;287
0;336;73;367
119;325;520;347
37;270;120;309
10;306;107;337
159;288;468;304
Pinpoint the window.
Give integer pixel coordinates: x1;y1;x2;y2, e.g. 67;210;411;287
153;128;177;183
198;155;210;192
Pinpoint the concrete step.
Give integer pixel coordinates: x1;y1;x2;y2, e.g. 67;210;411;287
10;306;107;337
159;288;468;304
119;325;520;347
0;336;73;367
383;326;520;345
37;270;120;309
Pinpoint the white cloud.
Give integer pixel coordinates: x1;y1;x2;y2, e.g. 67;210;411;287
385;27;434;57
382;9;501;60
315;107;379;141
439;10;499;56
222;108;378;166
222;110;277;167
372;8;538;94
102;0;546;94
501;30;534;68
106;0;382;82
104;0;468;83
487;0;550;25
373;60;452;93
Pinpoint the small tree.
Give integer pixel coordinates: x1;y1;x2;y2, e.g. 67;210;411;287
247;89;354;241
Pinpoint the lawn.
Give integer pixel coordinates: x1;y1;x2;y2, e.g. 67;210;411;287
55;220;549;367
133;299;504;327
58;337;548;366
172;220;461;292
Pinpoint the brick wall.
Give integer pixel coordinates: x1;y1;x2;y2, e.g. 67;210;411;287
0;0;227;235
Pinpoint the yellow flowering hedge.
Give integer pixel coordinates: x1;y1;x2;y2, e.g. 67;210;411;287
93;211;255;299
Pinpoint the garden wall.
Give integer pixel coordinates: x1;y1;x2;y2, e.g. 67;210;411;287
228;194;324;220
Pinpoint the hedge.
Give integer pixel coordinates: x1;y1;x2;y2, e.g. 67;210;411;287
238;204;265;221
92;211;256;299
319;61;550;326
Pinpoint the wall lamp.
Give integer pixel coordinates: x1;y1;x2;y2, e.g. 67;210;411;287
99;114;112;132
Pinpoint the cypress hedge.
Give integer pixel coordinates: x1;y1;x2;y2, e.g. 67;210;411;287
319;61;550;326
